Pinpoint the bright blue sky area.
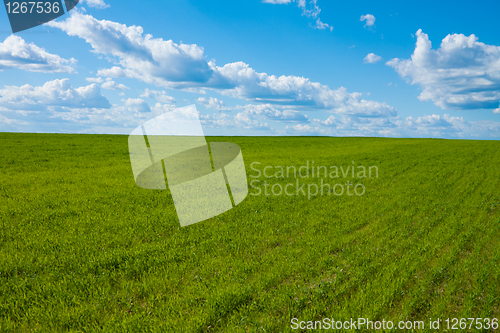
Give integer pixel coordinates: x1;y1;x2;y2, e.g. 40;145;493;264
0;0;499;138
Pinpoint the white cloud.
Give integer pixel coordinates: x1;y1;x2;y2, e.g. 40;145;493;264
200;112;234;127
360;14;376;27
309;112;500;139
363;53;382;64
0;113;29;127
101;78;129;90
316;115;341;127
234;112;272;130
0;35;76;73
387;30;500;112
80;0;109;8
0;78;110;111
48;12;215;87
196;96;228;110
150;102;177;114
140;88;176;103
396;114;476;138
236;104;310;122
122;98;150;113
0;92;201;133
216;62;395;117
97;66;127;77
404;114;453;128
263;0;333;31
65;100;172;132
284;124;325;135
49;12;394;118
261;109;309;122
200;103;309;131
312;115;398;137
86;77;103;83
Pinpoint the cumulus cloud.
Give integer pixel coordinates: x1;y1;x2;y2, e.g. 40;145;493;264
216;62;395;116
387;30;500;112
395;114;478;138
234;112;272;130
196;96;228;111
236;104;310;123
86;77;103;83
284;124;325;136
312;114;397;137
283;109;498;138
0;78;110;111
140;88;176;103
60;100;173;133
308;112;500;139
200;112;234;127
364;53;382;64
0;92;200;133
48;12;216;87
48;12;394;118
0;113;29;128
101;78;129;90
122;98;150;113
200;103;310;131
404;114;453;128
80;0;109;8
0;35;76;73
260;109;309;122
200;110;271;130
263;0;333;31
360;14;375;27
97;66;127;77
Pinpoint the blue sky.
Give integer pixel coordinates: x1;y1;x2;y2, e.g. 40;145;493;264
1;0;500;138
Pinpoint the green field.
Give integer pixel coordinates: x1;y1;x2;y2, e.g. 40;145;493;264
1;133;499;332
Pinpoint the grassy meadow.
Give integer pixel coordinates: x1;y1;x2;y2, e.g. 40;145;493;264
0;133;499;332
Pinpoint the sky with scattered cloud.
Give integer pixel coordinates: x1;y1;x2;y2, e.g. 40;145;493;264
0;0;499;139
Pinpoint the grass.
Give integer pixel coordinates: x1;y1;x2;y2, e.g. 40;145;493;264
0;133;499;332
